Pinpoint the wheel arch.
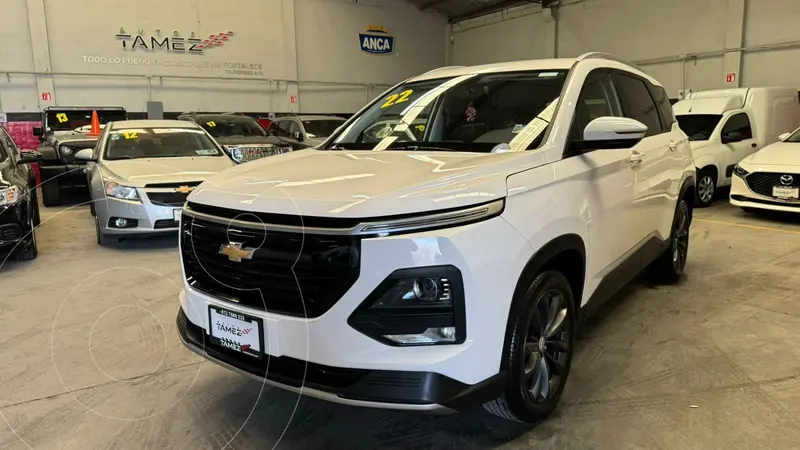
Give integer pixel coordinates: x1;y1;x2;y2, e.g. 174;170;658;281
499;234;586;371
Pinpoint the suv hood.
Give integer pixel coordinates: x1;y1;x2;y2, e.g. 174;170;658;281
102;157;234;187
189;149;530;217
744;142;800;166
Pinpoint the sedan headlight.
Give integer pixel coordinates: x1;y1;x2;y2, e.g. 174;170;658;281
0;186;21;206
733;164;749;178
348;266;465;346
104;179;140;201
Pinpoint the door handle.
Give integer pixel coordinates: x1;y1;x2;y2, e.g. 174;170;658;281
630;151;644;166
668;141;678;151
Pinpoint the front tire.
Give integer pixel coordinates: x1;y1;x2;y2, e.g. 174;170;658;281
648;199;690;283
16;215;38;261
41;178;61;207
96;218;119;246
31;188;41;227
484;270;575;423
696;170;716;207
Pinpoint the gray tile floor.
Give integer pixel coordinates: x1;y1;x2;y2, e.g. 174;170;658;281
2;194;800;449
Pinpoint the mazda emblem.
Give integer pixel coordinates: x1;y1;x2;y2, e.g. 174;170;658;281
780;174;794;186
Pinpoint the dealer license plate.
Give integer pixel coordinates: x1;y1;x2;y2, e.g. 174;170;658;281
173;209;182;221
208;306;263;359
772;186;799;200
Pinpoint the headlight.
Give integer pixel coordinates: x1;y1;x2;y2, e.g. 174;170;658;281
348;266;465;346
0;186;21;206
226;146;245;164
733;164;749;178
104;179;140;201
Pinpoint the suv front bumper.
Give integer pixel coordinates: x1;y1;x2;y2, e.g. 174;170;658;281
179;214;533;409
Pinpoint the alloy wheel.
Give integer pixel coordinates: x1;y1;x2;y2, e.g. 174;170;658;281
672;203;689;272
698;176;714;203
523;289;570;403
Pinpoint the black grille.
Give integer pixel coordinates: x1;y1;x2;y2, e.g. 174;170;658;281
181;214;361;317
745;172;800;197
0;224;22;240
147;192;189;207
187;202;362;229
154;219;179;229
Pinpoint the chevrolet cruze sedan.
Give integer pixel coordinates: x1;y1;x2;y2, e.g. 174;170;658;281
75;120;234;245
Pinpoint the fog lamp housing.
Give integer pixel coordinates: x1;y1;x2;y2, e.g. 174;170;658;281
348;266;466;346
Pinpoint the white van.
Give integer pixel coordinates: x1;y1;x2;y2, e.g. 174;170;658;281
673;87;800;206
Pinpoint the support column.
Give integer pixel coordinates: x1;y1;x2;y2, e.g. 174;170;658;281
542;6;558;58
723;0;746;87
281;0;299;113
25;0;56;108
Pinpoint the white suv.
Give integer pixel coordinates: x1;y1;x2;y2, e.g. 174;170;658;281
176;53;696;423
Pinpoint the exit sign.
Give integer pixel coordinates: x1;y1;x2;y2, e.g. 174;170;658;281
726;72;737;84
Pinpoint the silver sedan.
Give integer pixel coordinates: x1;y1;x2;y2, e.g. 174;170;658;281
75;119;235;245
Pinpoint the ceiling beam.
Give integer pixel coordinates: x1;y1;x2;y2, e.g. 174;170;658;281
419;0;451;10
449;0;538;23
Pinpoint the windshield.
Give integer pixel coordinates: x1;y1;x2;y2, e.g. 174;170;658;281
303;119;345;138
47;110;126;132
198;117;267;138
327;70;568;152
104;128;223;161
676;114;722;141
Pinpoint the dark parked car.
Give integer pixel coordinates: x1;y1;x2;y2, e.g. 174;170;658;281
0;125;42;261
178;113;295;163
33;106;128;206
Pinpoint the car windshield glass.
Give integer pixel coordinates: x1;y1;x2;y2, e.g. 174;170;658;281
47;110;126;132
104;128;222;160
676;114;722;141
784;129;800;142
198;117;267;138
302;119;345;138
327;70;568;152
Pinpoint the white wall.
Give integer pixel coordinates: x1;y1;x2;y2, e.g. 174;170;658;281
295;0;447;113
450;0;800;96
0;0;447;114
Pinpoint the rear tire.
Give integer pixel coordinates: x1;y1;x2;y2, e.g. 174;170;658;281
96;218;119;247
483;270;575;423
648;199;690;284
41;179;61;207
695;169;716;207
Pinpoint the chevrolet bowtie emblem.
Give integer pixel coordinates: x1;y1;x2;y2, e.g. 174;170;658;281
175;186;195;194
219;242;255;262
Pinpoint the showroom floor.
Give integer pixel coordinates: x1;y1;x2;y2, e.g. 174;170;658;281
2;192;800;449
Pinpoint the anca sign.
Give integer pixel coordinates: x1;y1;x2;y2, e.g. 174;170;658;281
359;25;394;55
116;28;234;53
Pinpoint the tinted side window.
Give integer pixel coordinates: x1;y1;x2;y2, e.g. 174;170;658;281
570;72;622;142
722;113;753;139
287;121;300;134
649;83;675;132
613;73;662;137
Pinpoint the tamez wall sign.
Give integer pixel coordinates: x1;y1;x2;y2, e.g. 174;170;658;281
359;25;394;55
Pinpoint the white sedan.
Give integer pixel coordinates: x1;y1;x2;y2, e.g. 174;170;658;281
730;128;800;212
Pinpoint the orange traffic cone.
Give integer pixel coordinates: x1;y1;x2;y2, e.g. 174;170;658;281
87;110;101;136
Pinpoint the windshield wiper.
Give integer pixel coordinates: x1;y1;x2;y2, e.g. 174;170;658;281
385;144;455;151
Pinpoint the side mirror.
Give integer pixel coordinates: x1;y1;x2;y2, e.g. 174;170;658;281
574;117;648;152
779;132;791;141
18;151;43;165
721;131;744;144
74;148;95;161
32;126;43;137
